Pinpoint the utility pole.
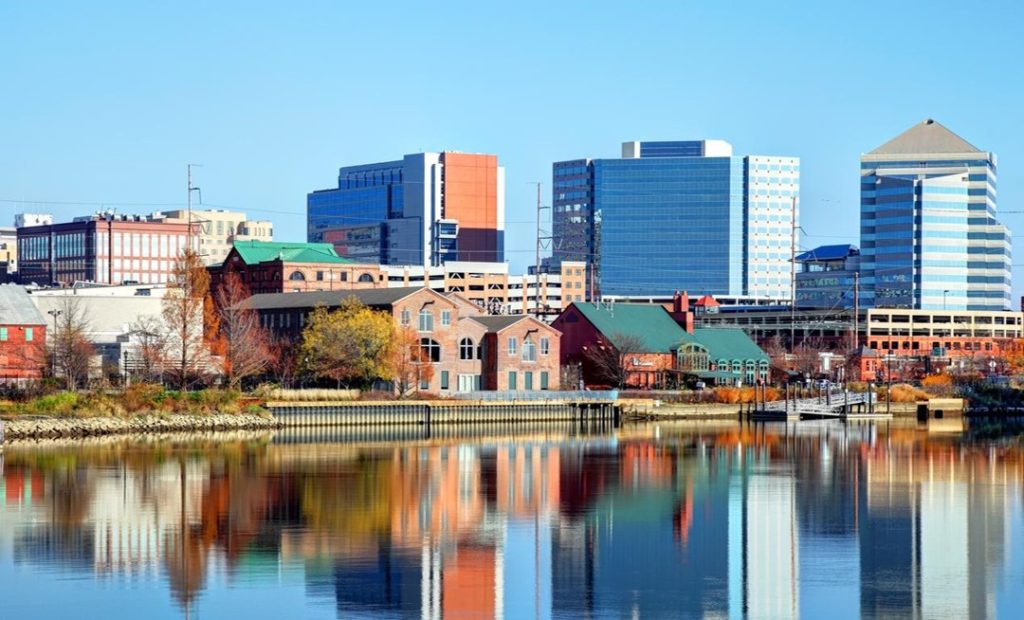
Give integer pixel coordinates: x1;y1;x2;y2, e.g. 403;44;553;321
47;309;62;380
853;271;860;351
789;195;798;350
186;164;202;253
534;182;552;318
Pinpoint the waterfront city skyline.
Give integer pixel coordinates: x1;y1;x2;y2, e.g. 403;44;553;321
3;2;1024;300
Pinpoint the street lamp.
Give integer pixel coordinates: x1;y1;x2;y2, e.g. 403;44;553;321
46;309;62;379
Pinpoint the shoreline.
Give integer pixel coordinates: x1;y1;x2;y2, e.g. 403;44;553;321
0;400;957;442
1;413;280;441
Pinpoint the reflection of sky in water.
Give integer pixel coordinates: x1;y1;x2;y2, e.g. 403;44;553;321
0;421;1022;619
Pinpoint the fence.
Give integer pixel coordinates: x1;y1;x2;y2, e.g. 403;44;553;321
449;390;619;403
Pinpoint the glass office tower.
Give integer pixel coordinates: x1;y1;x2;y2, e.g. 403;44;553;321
860;119;1011;310
552;140;799;299
308;152;505;266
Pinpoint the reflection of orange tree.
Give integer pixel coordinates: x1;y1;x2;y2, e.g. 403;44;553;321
300;457;394;539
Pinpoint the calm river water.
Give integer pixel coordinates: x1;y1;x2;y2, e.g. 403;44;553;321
2;419;1024;619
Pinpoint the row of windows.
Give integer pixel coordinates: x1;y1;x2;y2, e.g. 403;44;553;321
0;327;33;341
507;371;550;390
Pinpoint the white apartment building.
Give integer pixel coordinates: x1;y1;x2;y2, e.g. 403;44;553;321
160;209;273;265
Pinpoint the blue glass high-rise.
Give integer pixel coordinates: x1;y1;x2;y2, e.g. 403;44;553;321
552;140;799;299
860;120;1011;311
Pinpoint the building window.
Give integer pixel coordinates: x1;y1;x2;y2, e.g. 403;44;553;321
316;271;324;281
460;338;476;360
522;339;536;362
0;327;7;341
540;337;550;356
508;371;517;390
540;371;549;390
441;310;451;326
25;327;33;342
341;272;348;282
419;309;433;332
677;344;710;372
507;337;517;356
358;273;374;283
420;378;430;390
401;309;411;326
525;371;534;390
440;371;449;390
289;271;305;281
420;338;441;363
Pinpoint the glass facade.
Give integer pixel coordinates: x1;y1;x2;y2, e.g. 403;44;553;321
554;140;799;299
550;159;596;278
596;156;744;297
860;123;1010;311
307;160;403;264
307;153;504;267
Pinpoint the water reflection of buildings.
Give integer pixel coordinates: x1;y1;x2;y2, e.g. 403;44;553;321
1;427;1021;619
859;444;1013;620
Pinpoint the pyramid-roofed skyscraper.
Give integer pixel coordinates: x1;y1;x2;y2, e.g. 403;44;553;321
860;119;1011;310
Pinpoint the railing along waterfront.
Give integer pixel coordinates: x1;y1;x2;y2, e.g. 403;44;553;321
266;394;619;428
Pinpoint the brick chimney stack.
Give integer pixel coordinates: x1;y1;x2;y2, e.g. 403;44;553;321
670;290;695;334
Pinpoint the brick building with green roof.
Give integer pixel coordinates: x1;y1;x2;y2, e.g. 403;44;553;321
552;294;768;388
209;240;386;295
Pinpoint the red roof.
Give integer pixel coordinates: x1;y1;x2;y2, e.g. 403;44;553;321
694;295;720;308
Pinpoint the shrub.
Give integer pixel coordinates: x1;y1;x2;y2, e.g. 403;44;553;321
32;391;80;416
713;386;779;404
885;383;931;403
921;373;955;397
121;383;168;413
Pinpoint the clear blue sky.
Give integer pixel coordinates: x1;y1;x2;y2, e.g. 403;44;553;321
4;1;1024;301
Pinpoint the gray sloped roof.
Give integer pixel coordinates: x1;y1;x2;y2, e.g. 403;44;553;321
868;119;981;155
0;284;46;325
241;287;427;311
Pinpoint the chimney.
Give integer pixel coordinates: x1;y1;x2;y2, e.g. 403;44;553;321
669;290;695;334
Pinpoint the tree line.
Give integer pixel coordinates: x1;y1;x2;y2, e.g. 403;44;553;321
47;249;434;395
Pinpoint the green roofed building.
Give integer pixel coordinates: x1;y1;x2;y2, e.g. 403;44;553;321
210;240;385;295
552;295;768;388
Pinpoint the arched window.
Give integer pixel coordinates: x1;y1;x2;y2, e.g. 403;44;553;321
460;338;476;360
418;309;433;332
358;273;374;283
420;338;441;363
677;343;709;372
522;339;537;362
289;271;305;281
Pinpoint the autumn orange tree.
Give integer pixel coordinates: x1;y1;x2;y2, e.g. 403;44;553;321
299;297;395;388
213;272;273;389
162;248;213;390
389;325;434;397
